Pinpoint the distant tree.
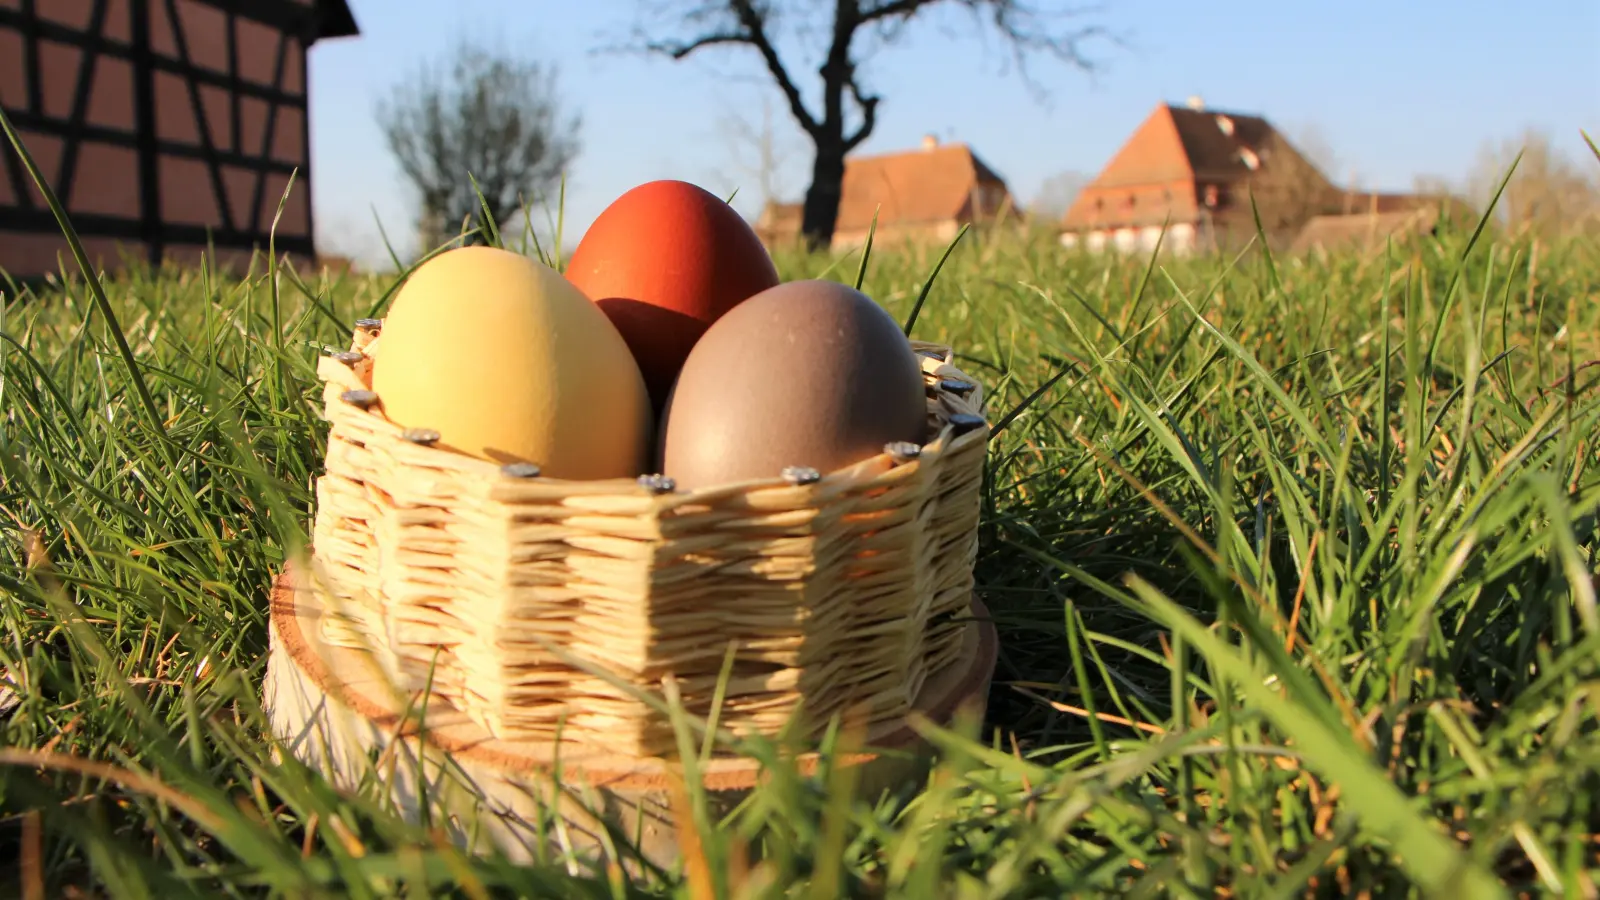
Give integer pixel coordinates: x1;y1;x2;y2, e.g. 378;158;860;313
1411;173;1459;197
376;40;581;253
1468;128;1600;238
1029;170;1089;222
1402;173;1478;232
713;95;803;214
623;1;1117;251
1288;124;1338;181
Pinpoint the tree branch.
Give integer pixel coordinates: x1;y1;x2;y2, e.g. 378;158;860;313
972;1;1113;77
643;32;749;60
631;2;822;137
727;0;821;135
858;0;942;25
622;0;1121;249
843;76;879;151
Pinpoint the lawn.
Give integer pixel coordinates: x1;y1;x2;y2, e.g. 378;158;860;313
1;185;1598;897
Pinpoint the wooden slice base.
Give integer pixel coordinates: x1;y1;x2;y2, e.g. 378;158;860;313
263;565;998;869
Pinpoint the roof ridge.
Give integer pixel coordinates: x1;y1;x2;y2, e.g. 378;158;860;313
1163;101;1272;121
847;140;978;161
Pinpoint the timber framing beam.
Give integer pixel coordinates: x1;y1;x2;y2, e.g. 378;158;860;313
0;10;310;108
1;0;336;274
0;207;316;255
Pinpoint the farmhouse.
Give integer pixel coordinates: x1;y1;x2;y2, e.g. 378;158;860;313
0;0;359;281
756;135;1015;250
1059;98;1449;256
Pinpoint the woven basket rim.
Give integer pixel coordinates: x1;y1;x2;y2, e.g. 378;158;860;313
319;333;989;499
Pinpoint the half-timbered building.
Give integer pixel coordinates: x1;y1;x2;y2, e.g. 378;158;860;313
0;0;358;280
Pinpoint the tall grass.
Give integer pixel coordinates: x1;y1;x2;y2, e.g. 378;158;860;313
1;138;1599;893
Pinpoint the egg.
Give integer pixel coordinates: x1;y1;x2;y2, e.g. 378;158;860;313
658;279;927;490
565;180;781;411
370;245;652;480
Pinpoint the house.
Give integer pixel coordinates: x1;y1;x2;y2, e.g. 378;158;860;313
0;0;359;282
1289;208;1441;257
756;135;1015;251
1060;98;1439;256
753;198;801;248
1289;193;1476;256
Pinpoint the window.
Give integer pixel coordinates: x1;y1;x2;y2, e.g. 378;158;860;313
1239;147;1260;170
1215;114;1235;137
1203;185;1219;208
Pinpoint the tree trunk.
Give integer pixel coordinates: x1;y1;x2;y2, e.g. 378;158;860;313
800;132;847;252
418;206;450;256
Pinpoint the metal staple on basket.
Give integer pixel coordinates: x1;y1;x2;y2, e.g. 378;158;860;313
305;325;990;758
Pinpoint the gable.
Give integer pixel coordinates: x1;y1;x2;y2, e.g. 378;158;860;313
1082;104;1193;190
1060;105;1197;229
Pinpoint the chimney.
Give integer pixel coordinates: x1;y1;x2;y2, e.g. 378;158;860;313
1185;95;1205;111
922;134;938;151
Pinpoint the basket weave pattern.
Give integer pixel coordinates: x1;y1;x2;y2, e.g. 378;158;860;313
307;325;989;757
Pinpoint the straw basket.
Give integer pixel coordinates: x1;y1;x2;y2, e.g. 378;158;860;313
304;318;990;759
264;568;998;869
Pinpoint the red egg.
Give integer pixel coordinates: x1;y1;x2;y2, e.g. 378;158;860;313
565;180;781;411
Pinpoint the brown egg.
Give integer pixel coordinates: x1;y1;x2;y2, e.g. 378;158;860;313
659;279;927;490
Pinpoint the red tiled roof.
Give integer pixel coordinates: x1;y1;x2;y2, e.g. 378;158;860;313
1070;104;1194;191
1064;101;1346;231
834;142;1009;233
1165;106;1277;180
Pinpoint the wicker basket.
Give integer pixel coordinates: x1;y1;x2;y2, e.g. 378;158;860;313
306;319;989;758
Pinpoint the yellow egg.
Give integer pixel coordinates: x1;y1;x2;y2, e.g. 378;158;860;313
370;245;652;480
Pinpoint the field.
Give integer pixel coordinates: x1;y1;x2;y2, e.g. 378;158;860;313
2;177;1599;898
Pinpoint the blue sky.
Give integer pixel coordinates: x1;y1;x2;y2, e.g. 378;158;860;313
306;0;1599;267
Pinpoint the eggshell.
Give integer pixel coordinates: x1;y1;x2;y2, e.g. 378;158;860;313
659;279;927;490
370;245;652;480
565;180;781;411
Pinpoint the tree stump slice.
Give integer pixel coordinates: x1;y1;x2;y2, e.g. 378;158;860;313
263;565;999;870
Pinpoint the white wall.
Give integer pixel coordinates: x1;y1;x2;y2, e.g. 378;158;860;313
1062;222;1197;256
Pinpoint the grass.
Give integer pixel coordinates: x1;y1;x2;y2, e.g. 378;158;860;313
2;135;1600;896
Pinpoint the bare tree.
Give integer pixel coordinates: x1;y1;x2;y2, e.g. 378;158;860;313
713;95;802;212
1288;123;1338;182
1468;128;1600;238
376;40;581;253
1411;173;1458;196
1028;169;1089;222
624;1;1114;250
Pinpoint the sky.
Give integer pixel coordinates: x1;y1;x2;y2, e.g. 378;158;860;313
305;0;1600;269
